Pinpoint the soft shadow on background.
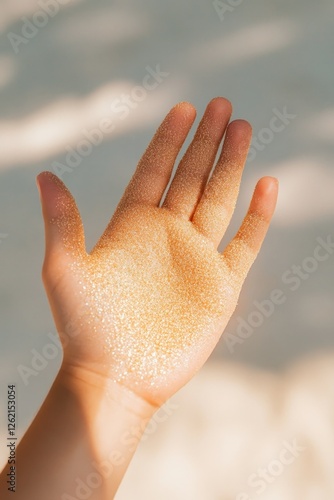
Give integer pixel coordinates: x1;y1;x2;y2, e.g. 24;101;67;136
1;1;334;498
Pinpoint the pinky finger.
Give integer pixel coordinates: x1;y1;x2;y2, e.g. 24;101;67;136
222;176;279;283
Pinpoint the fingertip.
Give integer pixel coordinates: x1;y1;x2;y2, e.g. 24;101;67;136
232;118;252;133
257;175;279;189
255;176;279;202
227;119;253;140
36;171;49;195
251;176;279;222
159;101;197;136
37;170;54;184
204;98;233;140
210;96;232;113
36;171;64;192
220;119;253;160
36;171;69;220
173;101;197;121
37;172;85;257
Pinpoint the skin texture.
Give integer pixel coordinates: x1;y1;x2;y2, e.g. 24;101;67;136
0;98;278;500
38;97;278;406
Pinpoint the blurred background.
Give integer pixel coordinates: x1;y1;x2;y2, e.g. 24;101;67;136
0;0;334;498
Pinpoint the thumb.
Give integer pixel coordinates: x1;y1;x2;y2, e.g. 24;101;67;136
36;171;85;260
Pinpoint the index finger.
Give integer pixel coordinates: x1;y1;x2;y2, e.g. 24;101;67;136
116;102;197;212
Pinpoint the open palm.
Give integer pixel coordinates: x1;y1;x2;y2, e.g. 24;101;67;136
38;98;278;406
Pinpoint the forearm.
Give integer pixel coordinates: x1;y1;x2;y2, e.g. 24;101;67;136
0;363;156;500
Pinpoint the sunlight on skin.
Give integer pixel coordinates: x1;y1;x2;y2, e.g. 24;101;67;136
37;98;278;406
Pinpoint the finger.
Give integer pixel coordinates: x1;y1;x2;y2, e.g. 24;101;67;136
115;102;197;212
36;172;85;261
221;177;279;284
162;97;232;219
192;120;252;247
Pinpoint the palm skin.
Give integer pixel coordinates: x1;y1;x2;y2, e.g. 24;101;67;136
37;98;278;407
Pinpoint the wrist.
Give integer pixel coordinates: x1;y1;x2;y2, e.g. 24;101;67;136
58;361;158;455
59;361;157;416
55;363;157;498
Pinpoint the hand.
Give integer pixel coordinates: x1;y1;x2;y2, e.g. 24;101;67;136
37;97;278;407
